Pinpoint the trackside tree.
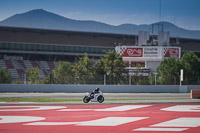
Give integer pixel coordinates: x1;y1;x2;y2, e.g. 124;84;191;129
157;58;181;85
180;52;200;85
53;61;74;84
0;68;12;84
27;67;41;84
73;53;95;84
95;50;127;85
26;52;200;85
156;52;200;85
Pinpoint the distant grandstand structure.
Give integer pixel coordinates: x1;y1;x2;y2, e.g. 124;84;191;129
0;26;200;81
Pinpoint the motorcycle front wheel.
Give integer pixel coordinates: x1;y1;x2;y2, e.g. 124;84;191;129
97;95;104;103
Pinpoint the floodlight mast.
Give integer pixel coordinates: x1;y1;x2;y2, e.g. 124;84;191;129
159;0;162;23
150;0;163;45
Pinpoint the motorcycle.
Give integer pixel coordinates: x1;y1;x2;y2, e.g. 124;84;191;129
83;91;104;103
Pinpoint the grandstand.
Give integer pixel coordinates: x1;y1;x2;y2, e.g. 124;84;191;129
0;26;200;81
0;58;55;79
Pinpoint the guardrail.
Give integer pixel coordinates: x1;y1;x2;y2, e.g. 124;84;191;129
0;84;200;93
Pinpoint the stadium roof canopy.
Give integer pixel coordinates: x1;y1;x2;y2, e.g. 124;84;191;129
0;26;200;53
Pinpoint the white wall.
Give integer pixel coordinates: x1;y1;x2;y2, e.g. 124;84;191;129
0;84;199;93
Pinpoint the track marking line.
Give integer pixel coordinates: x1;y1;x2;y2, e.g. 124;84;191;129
25;117;148;126
134;127;188;131
77;117;148;126
58;105;152;112
25;122;80;125
161;105;200;112
58;109;94;111
151;117;200;127
95;105;152;111
0;116;45;123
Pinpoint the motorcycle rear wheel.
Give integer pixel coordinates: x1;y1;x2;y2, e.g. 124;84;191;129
83;96;90;103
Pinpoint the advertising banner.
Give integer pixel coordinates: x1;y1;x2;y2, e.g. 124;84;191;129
163;47;180;58
116;46;181;60
143;47;159;57
120;47;143;57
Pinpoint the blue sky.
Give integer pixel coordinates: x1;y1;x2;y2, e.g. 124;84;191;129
0;0;200;30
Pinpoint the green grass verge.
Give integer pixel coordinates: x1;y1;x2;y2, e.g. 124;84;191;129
0;97;190;102
106;98;190;101
0;97;82;102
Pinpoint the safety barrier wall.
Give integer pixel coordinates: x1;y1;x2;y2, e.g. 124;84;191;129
0;84;200;93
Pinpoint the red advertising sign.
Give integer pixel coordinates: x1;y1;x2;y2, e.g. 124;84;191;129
121;47;143;57
164;48;179;58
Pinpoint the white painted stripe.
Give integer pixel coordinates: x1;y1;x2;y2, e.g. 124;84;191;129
25;122;80;125
0;116;45;123
134;128;188;131
58;109;94;111
26;117;148;126
58;105;152;112
161;105;200;112
95;105;152;111
77;117;148;126
152;117;200;127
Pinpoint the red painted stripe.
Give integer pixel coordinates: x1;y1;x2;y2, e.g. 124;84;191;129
0;104;199;133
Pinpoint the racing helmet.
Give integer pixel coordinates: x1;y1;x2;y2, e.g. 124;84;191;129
95;88;100;92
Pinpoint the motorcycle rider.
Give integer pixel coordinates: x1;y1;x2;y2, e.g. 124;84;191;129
90;88;100;99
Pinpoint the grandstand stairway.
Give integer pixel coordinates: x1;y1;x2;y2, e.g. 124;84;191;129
31;61;40;68
0;60;6;68
40;61;50;70
38;70;46;79
47;61;55;70
4;60;14;69
17;60;26;69
9;69;20;79
24;60;33;69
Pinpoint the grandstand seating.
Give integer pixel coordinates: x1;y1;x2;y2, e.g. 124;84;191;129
17;60;26;69
0;60;6;68
16;69;25;78
47;61;55;70
24;60;33;69
31;61;40;68
40;61;50;70
4;60;14;69
38;69;46;79
9;69;20;79
0;59;58;81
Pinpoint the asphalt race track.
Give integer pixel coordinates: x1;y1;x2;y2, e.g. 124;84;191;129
0;92;190;99
0;104;200;133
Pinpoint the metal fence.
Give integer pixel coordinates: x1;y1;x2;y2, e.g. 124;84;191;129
0;84;200;93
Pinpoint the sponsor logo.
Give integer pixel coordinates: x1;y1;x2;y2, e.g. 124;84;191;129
121;48;143;57
164;48;179;58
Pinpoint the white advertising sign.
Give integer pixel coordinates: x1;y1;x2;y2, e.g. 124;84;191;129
143;47;159;57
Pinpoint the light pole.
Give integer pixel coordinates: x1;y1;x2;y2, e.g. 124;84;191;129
180;69;183;86
24;72;27;84
153;72;157;85
104;74;106;85
104;67;109;85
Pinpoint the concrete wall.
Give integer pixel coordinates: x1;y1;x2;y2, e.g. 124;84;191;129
0;84;200;93
146;61;161;72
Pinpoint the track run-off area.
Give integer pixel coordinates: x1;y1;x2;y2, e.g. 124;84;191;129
0;104;200;133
